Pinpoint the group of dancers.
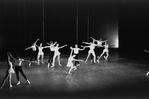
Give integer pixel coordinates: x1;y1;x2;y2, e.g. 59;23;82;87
0;37;109;89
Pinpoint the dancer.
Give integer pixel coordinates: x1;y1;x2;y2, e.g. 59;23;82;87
82;41;98;63
70;44;85;66
25;39;39;66
14;55;30;85
66;49;83;74
1;52;15;89
51;43;67;67
97;42;109;61
46;41;57;67
36;43;47;65
144;50;149;53
146;71;149;77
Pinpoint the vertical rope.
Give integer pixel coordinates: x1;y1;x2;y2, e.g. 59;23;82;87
87;14;89;42
42;0;45;45
76;4;78;44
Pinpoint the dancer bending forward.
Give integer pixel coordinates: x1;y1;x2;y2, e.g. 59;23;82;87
66;49;83;75
25;39;39;66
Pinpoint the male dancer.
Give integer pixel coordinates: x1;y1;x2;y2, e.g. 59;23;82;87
25;39;39;66
97;42;109;61
82;41;98;63
70;44;85;66
1;52;15;89
46;41;57;67
66;49;83;74
15;55;30;85
36;43;47;65
51;43;67;67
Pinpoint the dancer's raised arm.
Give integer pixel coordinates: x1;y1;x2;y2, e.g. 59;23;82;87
34;39;39;45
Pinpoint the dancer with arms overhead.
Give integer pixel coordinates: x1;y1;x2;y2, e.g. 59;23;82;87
1;52;15;89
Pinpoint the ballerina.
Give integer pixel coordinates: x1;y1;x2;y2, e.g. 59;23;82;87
1;52;15;89
51;43;67;67
66;49;83;75
36;43;47;65
82;41;98;63
97;42;109;61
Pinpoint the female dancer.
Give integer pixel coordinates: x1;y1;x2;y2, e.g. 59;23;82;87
25;39;39;66
66;49;83;74
14;55;30;85
51;43;67;67
82;41;98;63
70;44;85;66
36;43;47;65
97;42;109;61
1;52;15;89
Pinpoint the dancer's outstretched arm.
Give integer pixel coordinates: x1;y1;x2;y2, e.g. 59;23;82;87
144;50;149;53
79;46;85;51
82;42;90;45
25;46;32;50
59;45;67;49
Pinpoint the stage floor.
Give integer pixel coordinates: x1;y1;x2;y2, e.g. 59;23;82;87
0;52;149;99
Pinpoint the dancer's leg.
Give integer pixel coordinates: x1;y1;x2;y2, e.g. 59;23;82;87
85;52;90;62
68;66;73;74
98;51;105;60
58;55;62;66
0;73;9;89
15;66;20;85
37;54;40;65
92;51;96;63
9;74;12;87
19;68;30;84
51;55;56;67
41;54;44;63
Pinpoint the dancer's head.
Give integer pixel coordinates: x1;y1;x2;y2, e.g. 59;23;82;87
40;43;42;47
56;43;59;47
75;44;78;48
7;52;15;62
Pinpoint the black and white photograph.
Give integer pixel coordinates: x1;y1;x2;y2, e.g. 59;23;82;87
0;0;149;99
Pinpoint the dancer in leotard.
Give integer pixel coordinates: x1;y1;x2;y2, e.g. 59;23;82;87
1;52;15;89
51;43;67;67
36;43;47;65
98;42;109;61
82;41;98;63
66;49;83;74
